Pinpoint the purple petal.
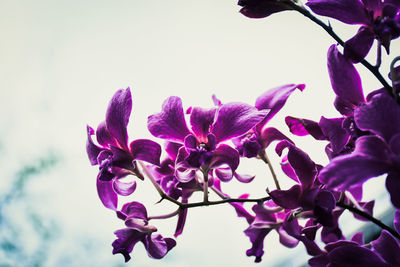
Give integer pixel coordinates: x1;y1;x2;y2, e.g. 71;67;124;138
230;195;255;224
238;0;293;19
234;172;256;183
328;45;365;105
255;84;305;129
319;136;391;190
285;116;326;140
106;88;132;149
386;172;400;208
276;141;317;189
386;0;400;8
120;201;148;220
189;107;217;142
280;155;298;182
344;26;375;62
390;133;400;155
394;209;400;234
148;96;191;143
233;132;261;158
277;228;299;248
244;226;271;263
144;234;176;259
97;179;118;210
308;255;330;267
125;218;157;233
282;216;301;238
319;117;350;154
183;134;197;150
113;178;137;196
110;146;136;175
348;185;363;202
283;217;323;256
130;139;161;166
86;125;102;165
209;144;240;182
212;94;222;106
355;93;400;142
334;96;357;116
351;232;364;245
352;200;374;221
306;0;370;25
364;0;381;10
372;230;400;265
175;147;197;182
97;150;115;181
174;198;188;237
165;141;182;161
214;166;234;182
314;190;336;227
328;243;390;267
269;185;301;209
96;121;117;147
259;127;294;148
112;228;145;262
212;102;268;143
252;203;278;222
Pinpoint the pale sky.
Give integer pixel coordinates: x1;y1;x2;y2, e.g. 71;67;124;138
0;1;398;266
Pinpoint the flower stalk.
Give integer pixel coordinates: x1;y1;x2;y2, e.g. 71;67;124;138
259;150;280;190
337;201;400;240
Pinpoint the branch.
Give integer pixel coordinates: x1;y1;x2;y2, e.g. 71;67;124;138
139;161;271;210
337;201;400;240
285;1;393;96
184;196;271;208
259;150;280;190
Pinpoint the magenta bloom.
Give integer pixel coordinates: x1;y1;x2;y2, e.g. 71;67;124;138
286;45;367;159
113;201;176;262
307;0;400;61
86;88;162;209
230;199;299;263
319;92;400;208
233;84;305;158
147;96;268;182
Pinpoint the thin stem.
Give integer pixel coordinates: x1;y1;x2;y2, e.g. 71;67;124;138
202;169;209;203
211;186;227;199
285;1;393;95
337;201;400;240
183;196;271;209
259;150;281;190
139;160;271;209
148;208;181;220
376;42;382;69
138;161;183;207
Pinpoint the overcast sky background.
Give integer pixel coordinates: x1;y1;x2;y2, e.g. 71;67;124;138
0;1;399;266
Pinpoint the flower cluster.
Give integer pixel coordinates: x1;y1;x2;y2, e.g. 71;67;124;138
86;0;400;265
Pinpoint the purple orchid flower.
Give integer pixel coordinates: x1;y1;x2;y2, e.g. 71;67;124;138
147;96;268;182
210;179;298;263
269;140;343;231
230;199;299;263
233;84;305;158
86;88;162;210
308;237;392;267
112;201;176;262
147;141;202;237
319;92;400;208
238;0;294;19
286;45;368;159
307;0;400;62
